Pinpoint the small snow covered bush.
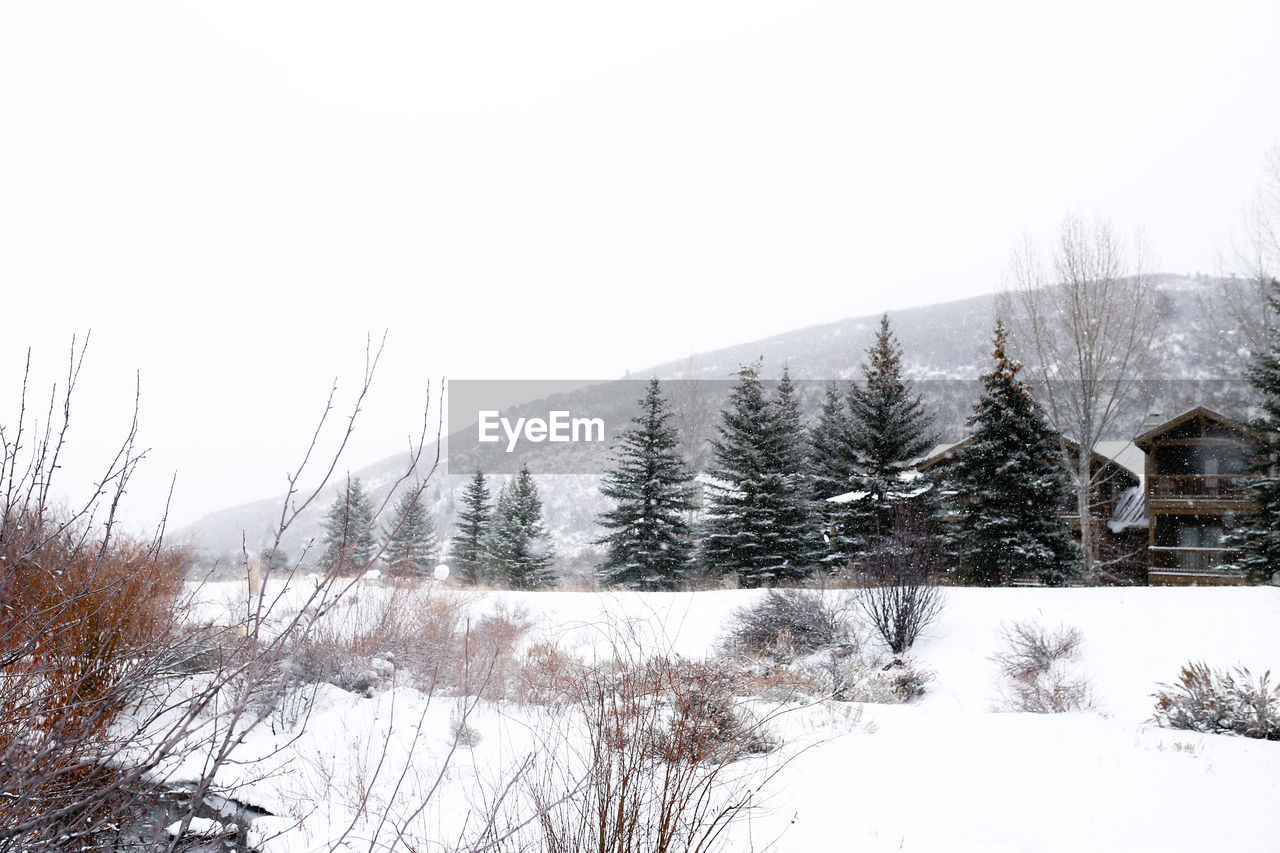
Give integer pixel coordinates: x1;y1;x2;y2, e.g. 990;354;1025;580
488;651;780;853
513;641;582;706
878;658;935;701
449;707;483;747
722;590;938;705
722;589;852;661
801;655;935;704
1152;662;1280;740
464;600;535;700
992;620;1093;713
661;658;775;762
284;584;470;698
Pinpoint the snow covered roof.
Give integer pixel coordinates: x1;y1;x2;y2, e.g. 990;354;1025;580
827;471;931;504
911;441;967;471
1132;406;1254;450
914;436;1143;485
1092;440;1145;484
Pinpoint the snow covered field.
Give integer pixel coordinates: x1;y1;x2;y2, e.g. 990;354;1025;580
180;583;1280;852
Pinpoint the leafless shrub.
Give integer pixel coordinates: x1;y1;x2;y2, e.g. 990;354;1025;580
512;641;583;707
0;341;200;851
782;649;935;704
465;600;536;701
285;584;468;698
992;620;1094;713
478;649;785;853
0;519;196;850
722;588;852;662
833;657;935;704
853;505;945;655
1153;662;1280;740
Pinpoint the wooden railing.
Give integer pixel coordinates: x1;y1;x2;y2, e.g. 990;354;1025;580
1148;475;1245;500
1148;546;1240;574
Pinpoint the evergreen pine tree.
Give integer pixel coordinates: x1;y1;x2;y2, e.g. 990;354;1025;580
382;489;437;576
596;378;697;590
948;322;1079;585
451;469;492;585
259;545;289;573
1228;278;1280;584
486;465;556;589
809;381;859;499
769;367;820;581
843;315;937;557
808;381;861;567
849;314;936;478
699;361;816;586
320;476;377;574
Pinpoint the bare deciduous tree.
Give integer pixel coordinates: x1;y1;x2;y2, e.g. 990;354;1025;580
1218;144;1280;359
1001;216;1165;581
853;503;944;655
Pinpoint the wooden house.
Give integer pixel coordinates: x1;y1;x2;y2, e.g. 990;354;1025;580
1132;407;1256;585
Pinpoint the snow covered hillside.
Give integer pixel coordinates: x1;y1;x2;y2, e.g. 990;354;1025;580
178;582;1279;852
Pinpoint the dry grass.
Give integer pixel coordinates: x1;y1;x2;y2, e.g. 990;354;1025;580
1153;662;1280;740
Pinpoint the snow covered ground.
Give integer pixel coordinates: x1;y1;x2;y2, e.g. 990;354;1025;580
177;583;1279;852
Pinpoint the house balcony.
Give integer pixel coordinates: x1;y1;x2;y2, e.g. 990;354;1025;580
1146;475;1249;514
1147;475;1245;500
1147;546;1245;584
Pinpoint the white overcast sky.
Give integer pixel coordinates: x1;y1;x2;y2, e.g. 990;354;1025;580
2;1;1279;530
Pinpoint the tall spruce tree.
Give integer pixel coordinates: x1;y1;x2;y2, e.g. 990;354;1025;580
700;361;815;586
382;489;437;576
848;315;936;478
486;465;556;589
1228;278;1280;584
842;315;937;557
596;379;697;590
948;322;1079;585
770;367;820;581
320;476;377;574
452;469;492;585
808;381;861;568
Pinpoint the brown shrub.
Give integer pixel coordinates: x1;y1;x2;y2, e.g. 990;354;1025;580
286;584;468;696
513;641;582;706
0;511;191;848
464;600;535;700
1;515;187;733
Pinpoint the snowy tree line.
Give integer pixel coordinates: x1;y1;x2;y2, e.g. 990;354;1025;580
316;477;441;577
331;286;1280;592
418;315;1084;591
318;465;558;589
591;315;1080;590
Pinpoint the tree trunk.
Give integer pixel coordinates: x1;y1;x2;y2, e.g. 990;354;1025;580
1076;448;1094;582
